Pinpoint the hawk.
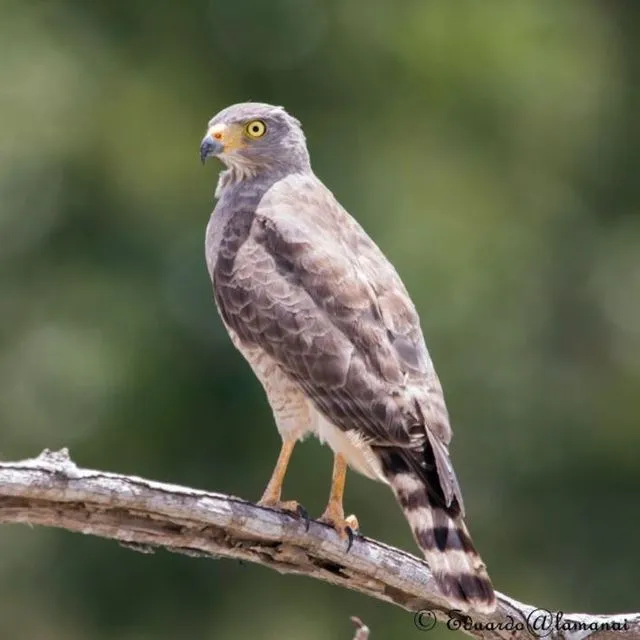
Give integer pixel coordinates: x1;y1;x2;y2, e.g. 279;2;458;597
200;102;495;613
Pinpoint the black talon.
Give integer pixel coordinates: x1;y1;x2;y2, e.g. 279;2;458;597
296;504;310;531
345;526;357;552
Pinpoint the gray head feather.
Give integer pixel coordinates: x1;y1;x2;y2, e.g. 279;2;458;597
207;102;311;179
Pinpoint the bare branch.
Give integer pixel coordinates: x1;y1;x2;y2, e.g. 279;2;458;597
0;449;637;640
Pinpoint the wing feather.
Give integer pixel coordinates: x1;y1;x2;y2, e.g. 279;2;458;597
213;174;463;511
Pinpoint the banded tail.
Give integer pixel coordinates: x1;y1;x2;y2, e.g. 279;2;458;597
379;449;496;614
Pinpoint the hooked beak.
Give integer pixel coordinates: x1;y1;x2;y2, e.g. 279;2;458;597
200;135;224;164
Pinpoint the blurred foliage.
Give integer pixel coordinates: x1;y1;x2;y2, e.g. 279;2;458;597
1;0;639;638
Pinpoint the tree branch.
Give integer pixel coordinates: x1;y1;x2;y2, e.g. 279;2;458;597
0;449;637;640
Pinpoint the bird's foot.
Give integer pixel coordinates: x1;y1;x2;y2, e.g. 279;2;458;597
258;497;310;531
319;505;360;551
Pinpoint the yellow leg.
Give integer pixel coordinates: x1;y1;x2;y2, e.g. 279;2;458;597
319;453;359;541
258;439;301;514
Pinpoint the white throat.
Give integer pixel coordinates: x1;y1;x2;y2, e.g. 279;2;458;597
214;159;260;199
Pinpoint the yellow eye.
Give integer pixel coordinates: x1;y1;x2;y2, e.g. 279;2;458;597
245;120;267;138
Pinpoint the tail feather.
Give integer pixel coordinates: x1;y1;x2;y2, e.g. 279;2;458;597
380;453;496;614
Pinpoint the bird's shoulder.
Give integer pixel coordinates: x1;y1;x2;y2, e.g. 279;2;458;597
253;173;355;253
254;173;408;294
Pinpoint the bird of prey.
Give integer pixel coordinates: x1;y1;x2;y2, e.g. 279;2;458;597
200;102;495;613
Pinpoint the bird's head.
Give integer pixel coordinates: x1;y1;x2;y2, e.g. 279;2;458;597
200;102;310;177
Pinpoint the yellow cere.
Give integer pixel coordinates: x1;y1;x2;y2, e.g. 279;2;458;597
206;123;248;152
207;124;227;140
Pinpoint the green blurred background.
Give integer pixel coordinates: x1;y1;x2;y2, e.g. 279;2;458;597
1;0;639;637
